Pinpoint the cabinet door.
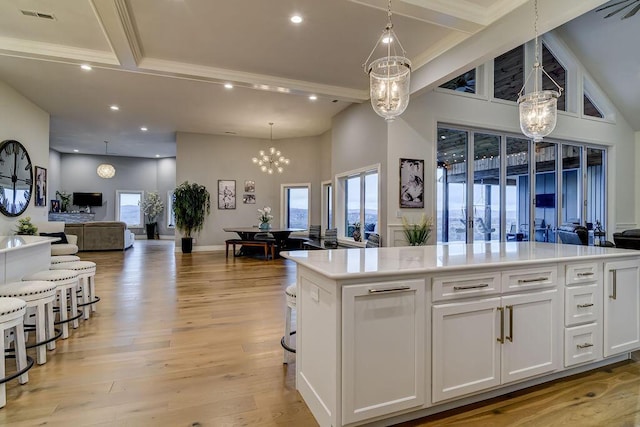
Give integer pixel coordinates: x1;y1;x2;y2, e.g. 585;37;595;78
342;280;425;425
432;297;501;402
501;289;560;384
604;259;640;357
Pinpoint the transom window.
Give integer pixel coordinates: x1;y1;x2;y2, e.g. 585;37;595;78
494;46;524;102
116;190;143;228
439;69;476;94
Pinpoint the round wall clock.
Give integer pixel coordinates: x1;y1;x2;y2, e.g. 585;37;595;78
0;139;33;217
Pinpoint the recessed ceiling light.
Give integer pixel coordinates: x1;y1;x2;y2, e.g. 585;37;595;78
73;149;79;152
140;127;148;131
224;83;233;89
290;15;303;24
309;95;317;101
110;105;119;111
80;64;92;71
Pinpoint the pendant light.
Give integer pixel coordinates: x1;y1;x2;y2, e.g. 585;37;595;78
251;123;290;174
517;0;563;142
363;0;411;121
96;141;116;179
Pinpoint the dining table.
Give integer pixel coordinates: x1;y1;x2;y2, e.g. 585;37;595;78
223;227;305;254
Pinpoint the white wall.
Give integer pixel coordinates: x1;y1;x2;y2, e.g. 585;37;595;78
0;81;50;233
176;132;325;248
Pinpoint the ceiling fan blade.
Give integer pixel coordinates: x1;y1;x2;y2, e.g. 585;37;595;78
622;2;640;18
596;0;634;12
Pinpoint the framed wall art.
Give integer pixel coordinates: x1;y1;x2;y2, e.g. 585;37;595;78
35;166;47;207
243;194;256;204
218;180;236;209
244;180;255;193
399;158;424;208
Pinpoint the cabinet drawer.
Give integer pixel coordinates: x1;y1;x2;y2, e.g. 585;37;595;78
565;283;600;326
502;266;557;293
566;263;600;286
565;323;601;367
432;272;501;302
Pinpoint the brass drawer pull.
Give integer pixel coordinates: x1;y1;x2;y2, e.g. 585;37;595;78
368;286;411;294
453;283;489;291
506;305;513;342
577;343;594;349
518;277;548;283
577;303;594;308
497;307;504;344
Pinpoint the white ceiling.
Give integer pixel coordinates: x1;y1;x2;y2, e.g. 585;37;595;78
0;0;631;159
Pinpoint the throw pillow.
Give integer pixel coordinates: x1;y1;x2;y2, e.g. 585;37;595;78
39;232;68;244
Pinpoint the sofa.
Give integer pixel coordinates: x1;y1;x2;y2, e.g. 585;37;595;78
613;229;640;250
36;221;79;255
64;221;135;251
556;223;588;245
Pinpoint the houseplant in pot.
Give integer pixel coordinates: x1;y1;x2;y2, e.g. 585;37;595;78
140;191;164;239
401;214;433;246
173;181;211;253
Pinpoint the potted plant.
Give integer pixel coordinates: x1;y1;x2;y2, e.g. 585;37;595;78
56;190;71;213
173;181;211;253
401;214;433;246
140;191;164;239
14;216;38;235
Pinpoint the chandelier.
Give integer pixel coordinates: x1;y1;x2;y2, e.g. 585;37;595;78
517;0;563;142
96;141;115;179
252;123;290;174
363;0;411;121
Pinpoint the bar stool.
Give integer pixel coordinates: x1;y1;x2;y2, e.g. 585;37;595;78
0;281;58;365
50;261;98;320
50;255;80;264
22;270;81;338
0;297;33;408
281;283;296;364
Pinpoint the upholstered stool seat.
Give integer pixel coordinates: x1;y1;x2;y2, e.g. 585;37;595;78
50;255;81;264
50;260;98;320
0;281;58;365
282;283;297;364
22;270;81;339
0;297;32;408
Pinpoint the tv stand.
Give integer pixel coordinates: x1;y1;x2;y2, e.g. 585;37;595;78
48;212;95;223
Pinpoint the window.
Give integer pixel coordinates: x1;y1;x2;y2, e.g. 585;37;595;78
321;180;333;233
116;190;143;228
282;184;310;229
494;46;524;102
542;44;566;111
167;190;175;228
336;165;379;241
584;94;604;118
439;69;476;94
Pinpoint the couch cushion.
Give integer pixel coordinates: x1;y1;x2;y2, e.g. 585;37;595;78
40;231;68;244
622;229;640;237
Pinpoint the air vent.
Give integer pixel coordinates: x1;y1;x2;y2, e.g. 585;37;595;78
21;10;56;20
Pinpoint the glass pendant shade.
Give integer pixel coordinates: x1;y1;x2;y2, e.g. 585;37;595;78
518;89;560;142
97;163;116;179
252;123;289;174
369;56;411;121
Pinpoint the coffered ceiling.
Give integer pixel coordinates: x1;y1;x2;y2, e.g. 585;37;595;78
0;0;620;158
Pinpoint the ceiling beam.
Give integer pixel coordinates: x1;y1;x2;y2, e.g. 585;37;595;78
90;0;142;69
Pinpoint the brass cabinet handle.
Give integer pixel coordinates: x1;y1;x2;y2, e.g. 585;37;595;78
518;277;548;283
453;283;489;291
506;305;513;342
368;286;411;294
577;272;594;277
497;307;504;344
610;270;617;299
577;303;594;308
577;343;594;349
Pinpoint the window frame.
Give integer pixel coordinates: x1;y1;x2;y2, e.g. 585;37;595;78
115;190;144;228
280;183;311;230
321;179;332;237
167;190;175;229
335;164;380;244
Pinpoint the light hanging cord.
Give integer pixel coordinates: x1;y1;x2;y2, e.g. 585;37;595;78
517;0;563;142
363;0;411;121
251;123;290;174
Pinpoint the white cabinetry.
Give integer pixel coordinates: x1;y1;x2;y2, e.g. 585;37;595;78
342;279;426;425
432;268;560;403
604;259;640;357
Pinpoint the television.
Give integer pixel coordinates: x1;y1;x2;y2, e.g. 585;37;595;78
73;192;103;206
535;193;555;208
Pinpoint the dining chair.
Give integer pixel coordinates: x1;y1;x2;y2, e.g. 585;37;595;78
324;228;338;249
366;233;381;248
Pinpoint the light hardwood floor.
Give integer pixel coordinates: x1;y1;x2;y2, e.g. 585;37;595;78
3;241;640;426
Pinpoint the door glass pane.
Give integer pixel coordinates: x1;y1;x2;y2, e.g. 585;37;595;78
586;148;605;234
534;142;557;242
562;145;582;226
437;128;467;242
119;192;142;227
506;137;530;241
346;176;361;237
364;173;378;239
287;187;308;228
473;133;500;241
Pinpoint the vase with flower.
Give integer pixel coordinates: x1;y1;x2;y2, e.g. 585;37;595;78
258;206;273;230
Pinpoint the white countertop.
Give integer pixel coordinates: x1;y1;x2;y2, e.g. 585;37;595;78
0;235;55;253
281;242;639;279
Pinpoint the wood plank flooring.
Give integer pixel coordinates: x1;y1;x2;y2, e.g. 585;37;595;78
3;240;640;426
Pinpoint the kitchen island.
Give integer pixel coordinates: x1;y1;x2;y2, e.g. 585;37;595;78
281;242;640;427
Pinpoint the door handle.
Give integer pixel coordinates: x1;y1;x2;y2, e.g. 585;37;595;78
497;307;504;344
610;270;617;299
506;305;513;342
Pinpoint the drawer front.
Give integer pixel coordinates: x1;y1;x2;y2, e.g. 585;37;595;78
432;272;501;302
502;266;557;293
566;263;600;286
565;323;601;367
565;283;600;326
